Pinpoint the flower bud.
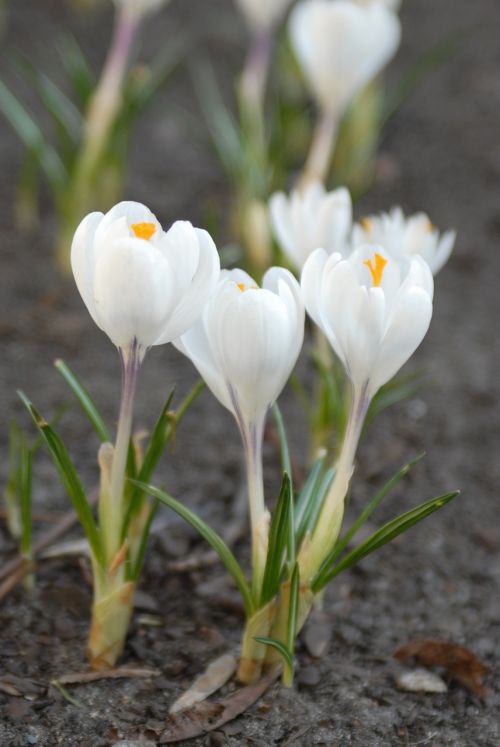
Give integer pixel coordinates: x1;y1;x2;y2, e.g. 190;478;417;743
289;0;401;116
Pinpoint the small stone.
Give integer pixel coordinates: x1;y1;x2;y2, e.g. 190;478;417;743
303;612;332;659
297;665;321;687
395;668;447;693
112;741;156;747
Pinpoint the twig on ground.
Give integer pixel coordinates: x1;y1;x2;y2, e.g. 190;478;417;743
0;488;99;596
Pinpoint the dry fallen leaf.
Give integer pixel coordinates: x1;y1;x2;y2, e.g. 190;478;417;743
395;639;490;696
0;675;45;700
53;667;160;686
157;666;281;743
169;653;237;714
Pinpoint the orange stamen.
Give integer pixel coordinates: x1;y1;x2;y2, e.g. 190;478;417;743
363;253;388;287
360;217;373;234
236;282;258;293
131;222;156;240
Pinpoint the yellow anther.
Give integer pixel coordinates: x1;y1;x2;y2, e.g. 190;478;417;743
131;222;156;240
360;217;373;234
363;252;388;287
236;282;258;293
426;220;435;233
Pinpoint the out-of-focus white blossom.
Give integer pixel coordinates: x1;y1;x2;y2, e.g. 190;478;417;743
352;0;401;11
234;0;294;31
71;201;220;352
289;0;401;116
113;0;170;19
301;245;433;397
352;207;456;275
269;182;352;271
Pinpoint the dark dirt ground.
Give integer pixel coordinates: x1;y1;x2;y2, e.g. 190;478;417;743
1;0;500;745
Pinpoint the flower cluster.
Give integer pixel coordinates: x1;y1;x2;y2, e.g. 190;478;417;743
62;193;454;675
7;0;460;706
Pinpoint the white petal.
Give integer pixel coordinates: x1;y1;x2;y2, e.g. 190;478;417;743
153;225;220;344
369;287;433;395
93;239;175;349
431;229;456;274
70;211;104;330
301;248;330;327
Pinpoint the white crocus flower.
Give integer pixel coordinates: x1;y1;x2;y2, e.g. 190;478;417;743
72;200;220;573
72;201;220;355
302;245;433;398
289;0;401;117
300;244;433;581
176;267;304;595
269;182;352;271
352;207;456;275
234;0;293;30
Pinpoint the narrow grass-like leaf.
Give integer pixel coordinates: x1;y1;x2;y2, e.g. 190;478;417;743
298;467;335;544
5;420;21;540
191;58;242;178
260;474;293;607
58;34;95;105
54;359;110;442
253;637;293;672
131;480;253;616
122;381;204;540
317;454;425;575
294;453;326;534
19;435;33;561
130;499;159;581
272;404;291;486
286;562;300;653
12;55;82;148
312;491;459;593
383;31;463;126
18;391;103;566
0;80;66;191
124;35;186;117
365;370;423;431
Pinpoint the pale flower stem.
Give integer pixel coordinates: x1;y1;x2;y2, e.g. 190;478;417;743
301;385;370;582
241;420;268;601
105;342;142;562
239;28;273;126
79;7;139;179
299;108;339;190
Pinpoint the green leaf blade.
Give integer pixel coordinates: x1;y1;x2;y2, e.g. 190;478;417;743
18;391;103;566
260;473;294;607
131;480;253;616
54;359;110;443
312;490;459;593
318;453;425;576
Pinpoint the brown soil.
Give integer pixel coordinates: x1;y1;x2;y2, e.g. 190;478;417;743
1;0;499;745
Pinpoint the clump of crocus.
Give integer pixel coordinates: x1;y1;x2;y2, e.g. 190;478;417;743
21;201;219;669
137;237;457;686
299;245;434;579
176;268;304;605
